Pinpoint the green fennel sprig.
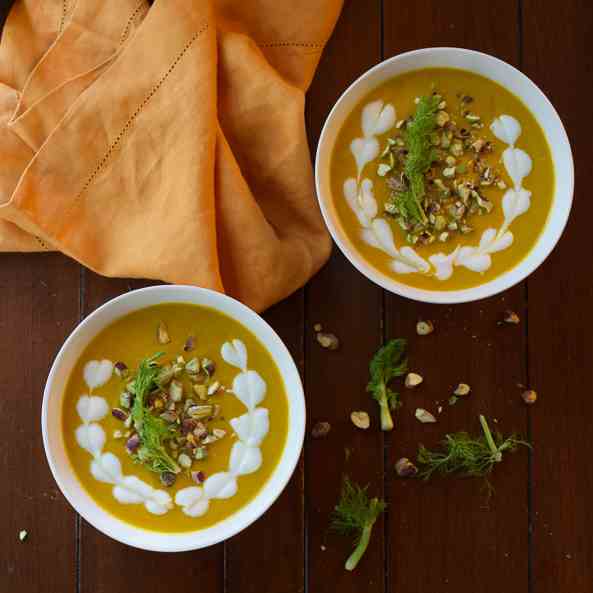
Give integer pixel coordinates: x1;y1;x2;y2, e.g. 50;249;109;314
393;94;440;223
131;353;180;475
330;477;386;571
417;414;529;482
366;339;407;431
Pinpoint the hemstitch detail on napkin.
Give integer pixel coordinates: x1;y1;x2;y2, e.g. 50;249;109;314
257;41;324;50
73;24;208;211
120;1;150;45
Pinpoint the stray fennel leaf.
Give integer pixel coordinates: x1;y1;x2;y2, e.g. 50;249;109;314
330;477;386;571
367;339;407;431
416;414;529;483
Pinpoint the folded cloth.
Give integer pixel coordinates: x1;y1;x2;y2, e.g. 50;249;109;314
0;0;342;311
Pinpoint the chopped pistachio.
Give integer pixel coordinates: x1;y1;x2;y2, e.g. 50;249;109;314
395;457;418;477
350;411;370;430
193;384;208;400
207;381;221;396
18;530;28;542
169;380;183;402
465;112;481;122
114;362;128;378
178;453;192;469
405;372;423;388
522;390;537;405
453;383;471;396
185;358;201;374
416;320;434;336
415;408;437;423
183;336;196;352
377;163;392;177
442;166;456;178
187;405;214;420
316;332;340;350
503;310;520;325
157;321;171;344
194;447;208;460
313;323;323;332
436;110;450;127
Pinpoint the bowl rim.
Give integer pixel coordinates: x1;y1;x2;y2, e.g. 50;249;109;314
315;46;574;303
41;284;305;552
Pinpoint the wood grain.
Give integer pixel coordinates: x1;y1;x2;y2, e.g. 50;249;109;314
305;1;386;591
0;255;80;592
522;1;593;592
383;2;530;592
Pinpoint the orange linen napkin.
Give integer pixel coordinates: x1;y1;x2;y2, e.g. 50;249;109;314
0;0;342;311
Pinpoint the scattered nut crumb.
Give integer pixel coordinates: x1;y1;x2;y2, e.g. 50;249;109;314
395;457;418;477
416;320;434;336
321;545;327;552
501;310;520;325
437;405;443;414
405;372;423;388
316;332;340;350
311;421;331;438
415;408;437;423
313;323;323;332
453;383;471;396
350;410;370;429
522;389;537;405
18;530;28;542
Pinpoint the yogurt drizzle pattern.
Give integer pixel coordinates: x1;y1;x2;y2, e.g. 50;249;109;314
74;339;270;518
344;101;533;279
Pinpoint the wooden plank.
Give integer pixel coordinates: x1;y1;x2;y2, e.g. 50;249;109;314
0;254;79;592
382;2;530;592
521;1;593;591
305;1;386;591
225;292;305;593
78;273;223;593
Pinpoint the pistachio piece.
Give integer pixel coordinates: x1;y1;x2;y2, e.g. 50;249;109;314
119;391;133;409
191;470;206;484
207;381;221;396
157;321;171;344
160;472;176;487
442;166;456;178
405;372;423;388
193;384;208;400
125;434;140;453
111;408;128;421
522;389;537;405
377;163;392;177
18;530;28;542
187;405;214;420
114;361;128;378
156;364;174;386
184;336;196;352
503;310;520;325
465;112;481;122
416;320;434;336
436;110;450;127
395;457;418;477
311;421;331;439
193;422;208;439
159;410;178;423
212;428;227;439
113;430;123;439
169;379;183;402
350;411;370;430
453;383;471;396
181;419;197;434
415;408;437;423
313;323;323;332
178;453;192;469
193;447;208;460
316;332;340;350
125;380;136;394
185;357;201;374
201;358;216;376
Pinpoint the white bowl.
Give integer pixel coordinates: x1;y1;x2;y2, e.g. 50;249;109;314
315;47;574;303
42;285;305;552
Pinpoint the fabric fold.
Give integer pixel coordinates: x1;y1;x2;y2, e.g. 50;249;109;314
0;0;343;311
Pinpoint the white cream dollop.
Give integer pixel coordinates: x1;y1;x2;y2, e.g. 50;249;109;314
83;360;114;390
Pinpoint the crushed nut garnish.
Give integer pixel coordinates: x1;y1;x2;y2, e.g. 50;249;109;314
18;530;28;542
313;323;323;332
416;320;434;336
415;408;437;423
157;321;171;344
350;411;370;430
183;336;196;352
522;389;537;405
405;372;423;388
395;457;418;477
316;332;340;350
311;421;331;438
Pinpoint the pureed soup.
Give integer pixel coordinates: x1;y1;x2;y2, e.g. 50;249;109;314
330;68;554;291
62;303;289;532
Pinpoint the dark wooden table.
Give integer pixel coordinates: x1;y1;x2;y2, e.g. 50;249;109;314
2;1;591;592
